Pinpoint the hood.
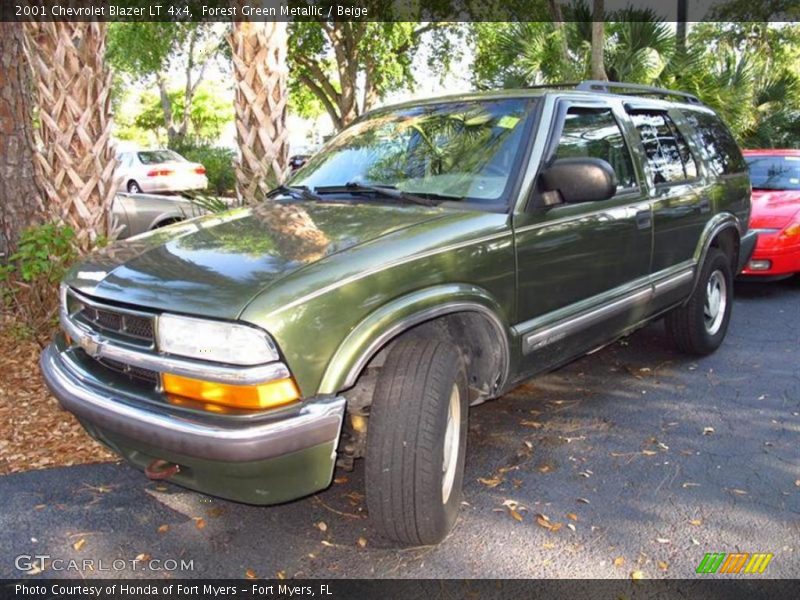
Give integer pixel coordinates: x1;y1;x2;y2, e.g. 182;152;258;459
66;201;446;319
750;189;800;230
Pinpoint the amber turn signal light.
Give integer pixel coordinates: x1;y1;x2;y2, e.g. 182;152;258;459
161;373;300;411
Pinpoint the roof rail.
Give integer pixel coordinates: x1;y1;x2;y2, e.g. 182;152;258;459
575;80;703;105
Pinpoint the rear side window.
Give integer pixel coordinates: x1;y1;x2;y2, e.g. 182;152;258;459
629;111;697;185
553;107;637;190
682;110;746;175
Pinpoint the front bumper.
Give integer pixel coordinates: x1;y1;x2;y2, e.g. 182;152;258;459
40;342;346;504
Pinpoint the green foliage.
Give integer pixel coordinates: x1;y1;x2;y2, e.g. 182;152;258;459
170;140;236;197
0;224;78;340
132;85;233;143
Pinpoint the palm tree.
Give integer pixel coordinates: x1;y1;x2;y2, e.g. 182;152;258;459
230;21;290;204
0;22;44;258
23;23;116;252
591;0;607;80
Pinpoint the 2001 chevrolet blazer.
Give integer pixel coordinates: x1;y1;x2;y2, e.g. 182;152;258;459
42;82;756;546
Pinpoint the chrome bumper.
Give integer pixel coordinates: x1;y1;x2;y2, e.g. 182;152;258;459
40;344;346;463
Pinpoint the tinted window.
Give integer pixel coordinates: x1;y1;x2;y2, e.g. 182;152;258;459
554;107;637;189
683;110;746;175
745;155;800;191
630;111;697;184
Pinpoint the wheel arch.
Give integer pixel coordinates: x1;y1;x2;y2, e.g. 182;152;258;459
318;284;511;401
688;212;741;300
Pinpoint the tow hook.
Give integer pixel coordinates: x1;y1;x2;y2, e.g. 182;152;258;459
144;459;180;480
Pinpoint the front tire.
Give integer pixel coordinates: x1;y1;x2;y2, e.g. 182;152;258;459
666;247;733;355
365;338;468;546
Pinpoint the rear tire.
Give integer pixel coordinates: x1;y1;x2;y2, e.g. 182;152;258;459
665;247;733;355
365;338;468;546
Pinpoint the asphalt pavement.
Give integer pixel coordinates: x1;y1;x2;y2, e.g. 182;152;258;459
1;277;798;579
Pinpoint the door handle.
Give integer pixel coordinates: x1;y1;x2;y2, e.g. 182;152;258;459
636;209;652;230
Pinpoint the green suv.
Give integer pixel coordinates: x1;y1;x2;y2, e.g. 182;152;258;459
42;82;756;546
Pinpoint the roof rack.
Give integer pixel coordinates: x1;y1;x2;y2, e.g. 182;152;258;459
575;80;703;105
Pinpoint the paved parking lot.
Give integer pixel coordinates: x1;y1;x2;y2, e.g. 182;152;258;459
1;278;798;579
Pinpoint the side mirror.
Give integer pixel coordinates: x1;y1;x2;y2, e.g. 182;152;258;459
540;157;617;204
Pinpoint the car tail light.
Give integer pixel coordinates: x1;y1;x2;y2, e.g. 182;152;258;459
161;373;300;411
146;169;174;177
194;166;206;175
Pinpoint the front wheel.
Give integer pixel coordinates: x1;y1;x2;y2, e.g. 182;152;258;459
665;247;733;355
365;338;468;546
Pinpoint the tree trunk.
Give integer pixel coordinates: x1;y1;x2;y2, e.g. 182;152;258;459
548;0;571;70
230;21;289;203
590;0;608;81
0;23;44;260
23;23;117;252
676;0;688;54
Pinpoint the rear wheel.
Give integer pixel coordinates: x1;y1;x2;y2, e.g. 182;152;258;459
127;180;141;193
666;247;733;355
365;338;468;546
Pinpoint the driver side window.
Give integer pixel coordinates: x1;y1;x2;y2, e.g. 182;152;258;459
554;107;637;191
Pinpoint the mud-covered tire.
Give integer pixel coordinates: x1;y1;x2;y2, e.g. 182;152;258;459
666;247;733;355
365;338;468;546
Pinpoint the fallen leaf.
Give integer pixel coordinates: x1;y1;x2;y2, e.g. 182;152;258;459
567;523;576;532
689;518;702;526
194;517;206;530
357;537;367;548
208;506;225;518
642;450;658;456
157;524;169;534
245;568;257;579
655;537;670;544
34;504;46;510
682;482;701;488
542;542;555;549
72;538;86;551
631;570;646;580
566;513;578;521
691;537;700;545
520;420;544;429
729;488;748;496
578;471;591;478
478;476;503;488
509;509;524;522
658;561;669;571
703;427;715;435
536;514;552;530
577;497;591;504
321;540;333;547
613;556;625;567
135;553;151;561
276;571;286;580
549;522;563;532
316;521;328;533
333;476;348;484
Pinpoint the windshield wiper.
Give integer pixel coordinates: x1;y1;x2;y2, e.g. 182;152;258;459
267;184;324;203
313;182;437;207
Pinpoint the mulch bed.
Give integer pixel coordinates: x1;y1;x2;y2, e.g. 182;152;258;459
0;320;116;475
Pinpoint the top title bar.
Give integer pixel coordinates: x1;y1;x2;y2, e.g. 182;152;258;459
2;0;799;23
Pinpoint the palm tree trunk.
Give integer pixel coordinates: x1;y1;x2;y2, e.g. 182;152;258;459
676;0;688;53
230;21;289;203
591;0;608;81
0;23;44;259
23;23;117;252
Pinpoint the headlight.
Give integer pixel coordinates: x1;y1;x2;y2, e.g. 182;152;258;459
157;314;279;365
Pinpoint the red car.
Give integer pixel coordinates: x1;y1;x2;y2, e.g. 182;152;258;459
741;149;800;278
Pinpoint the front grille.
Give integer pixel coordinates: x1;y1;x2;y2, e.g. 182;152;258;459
68;291;155;345
97;356;160;386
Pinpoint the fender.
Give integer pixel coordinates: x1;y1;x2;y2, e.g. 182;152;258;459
318;284;511;395
688;212;741;299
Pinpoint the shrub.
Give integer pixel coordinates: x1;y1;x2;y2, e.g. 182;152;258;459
0;224;77;342
170;140;236;197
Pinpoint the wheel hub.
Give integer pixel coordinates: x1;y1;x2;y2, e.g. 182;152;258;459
704;270;727;335
441;384;461;504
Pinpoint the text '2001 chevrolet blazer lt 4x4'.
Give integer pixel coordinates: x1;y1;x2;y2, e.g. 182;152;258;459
42;82;756;546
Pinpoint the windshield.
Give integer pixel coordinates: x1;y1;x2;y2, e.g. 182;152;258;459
290;98;536;207
746;155;800;191
138;150;184;165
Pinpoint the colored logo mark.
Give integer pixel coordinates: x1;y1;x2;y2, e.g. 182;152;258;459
696;552;773;574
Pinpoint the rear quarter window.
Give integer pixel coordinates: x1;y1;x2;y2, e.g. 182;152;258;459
682;111;746;176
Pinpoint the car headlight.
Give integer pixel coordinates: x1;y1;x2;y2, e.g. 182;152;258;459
157;314;279;365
